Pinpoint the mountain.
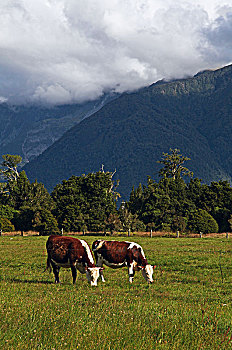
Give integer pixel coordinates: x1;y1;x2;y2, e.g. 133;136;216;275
23;64;232;199
0;93;117;163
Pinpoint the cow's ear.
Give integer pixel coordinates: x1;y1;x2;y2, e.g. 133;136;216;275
100;267;105;270
153;265;156;269
138;265;143;269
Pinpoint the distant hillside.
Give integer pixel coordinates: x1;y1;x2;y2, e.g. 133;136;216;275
24;64;232;199
0;93;117;162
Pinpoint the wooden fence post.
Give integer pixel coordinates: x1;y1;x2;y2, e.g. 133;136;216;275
176;231;179;238
150;229;153;238
226;232;229;239
128;228;130;237
200;232;203;238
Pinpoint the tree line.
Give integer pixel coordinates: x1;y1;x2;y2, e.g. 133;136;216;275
0;150;232;235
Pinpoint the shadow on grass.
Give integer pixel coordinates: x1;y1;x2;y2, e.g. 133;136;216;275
0;277;54;284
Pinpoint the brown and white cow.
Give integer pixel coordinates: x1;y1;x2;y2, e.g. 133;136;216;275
46;235;103;286
92;240;154;283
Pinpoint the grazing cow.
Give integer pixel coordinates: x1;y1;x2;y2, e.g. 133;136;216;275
92;240;154;283
46;235;103;286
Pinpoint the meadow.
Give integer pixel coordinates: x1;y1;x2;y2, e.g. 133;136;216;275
0;235;231;350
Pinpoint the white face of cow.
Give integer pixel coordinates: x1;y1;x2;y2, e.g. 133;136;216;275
85;267;101;286
141;264;154;283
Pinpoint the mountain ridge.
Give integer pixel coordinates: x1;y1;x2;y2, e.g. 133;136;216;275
23;64;232;199
0;92;118;162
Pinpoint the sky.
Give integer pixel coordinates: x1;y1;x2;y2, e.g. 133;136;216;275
0;0;232;105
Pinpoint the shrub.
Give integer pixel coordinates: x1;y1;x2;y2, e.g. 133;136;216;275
187;209;219;234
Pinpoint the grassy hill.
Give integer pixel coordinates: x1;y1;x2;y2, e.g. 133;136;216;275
23;64;232;199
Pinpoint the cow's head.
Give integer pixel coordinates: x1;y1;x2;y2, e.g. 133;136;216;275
141;264;154;283
85;267;104;286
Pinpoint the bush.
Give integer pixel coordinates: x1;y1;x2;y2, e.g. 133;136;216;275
187;209;219;234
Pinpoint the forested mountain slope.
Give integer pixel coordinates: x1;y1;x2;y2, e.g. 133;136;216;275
24;64;232;199
0;93;116;162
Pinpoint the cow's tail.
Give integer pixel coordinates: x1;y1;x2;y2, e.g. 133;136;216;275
92;239;104;252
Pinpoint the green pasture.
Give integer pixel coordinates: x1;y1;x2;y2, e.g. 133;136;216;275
0;235;231;349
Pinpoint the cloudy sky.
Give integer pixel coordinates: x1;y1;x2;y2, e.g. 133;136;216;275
0;0;232;105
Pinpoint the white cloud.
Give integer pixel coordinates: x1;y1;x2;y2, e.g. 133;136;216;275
0;0;231;105
0;96;8;103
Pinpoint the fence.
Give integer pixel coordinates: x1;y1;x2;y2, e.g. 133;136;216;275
0;230;230;239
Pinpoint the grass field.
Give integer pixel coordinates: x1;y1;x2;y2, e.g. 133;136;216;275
0;235;231;350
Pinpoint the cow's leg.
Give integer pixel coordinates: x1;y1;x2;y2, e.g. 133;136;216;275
71;265;77;284
51;262;60;283
128;262;135;283
96;257;105;282
100;267;105;283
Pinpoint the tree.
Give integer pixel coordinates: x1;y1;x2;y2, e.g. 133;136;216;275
8;171;55;210
13;206;59;235
52;171;119;232
157;148;193;180
119;208;144;233
3;162;57;234
7;171;31;210
215;207;231;232
32;208;60;236
0;154;22;182
105;213;122;235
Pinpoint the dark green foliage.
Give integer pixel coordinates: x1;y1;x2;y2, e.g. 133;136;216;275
2;149;232;234
0;204;18;221
126;149;232;233
0;217;15;232
128;175;191;232
13;207;36;233
0;161;59;234
13;207;59;235
52;171;118;232
186;179;232;232
7;171;32;210
127;170;232;233
32;208;60;236
187;209;219;234
7;171;55;211
6;170;59;235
